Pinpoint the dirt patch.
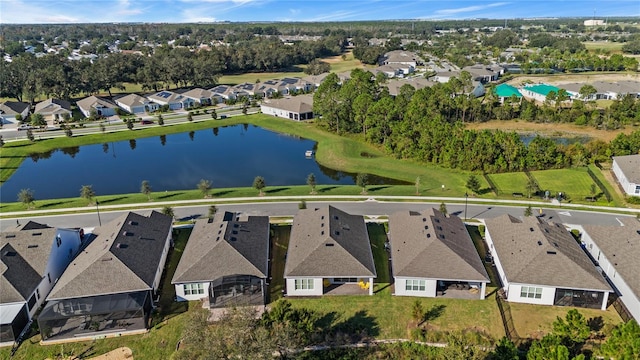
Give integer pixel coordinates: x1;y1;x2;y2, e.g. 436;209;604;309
322;50;354;64
465;120;638;142
507;73;640;87
88;347;133;360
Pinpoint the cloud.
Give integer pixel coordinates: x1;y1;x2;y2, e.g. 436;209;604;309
434;2;509;16
115;0;145;16
0;0;82;23
181;8;217;23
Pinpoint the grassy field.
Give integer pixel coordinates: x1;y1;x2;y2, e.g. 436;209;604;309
509;302;622;339
583;41;624;53
269;224;290;302
487;172;530;197
218;70;307;86
530;168;598;202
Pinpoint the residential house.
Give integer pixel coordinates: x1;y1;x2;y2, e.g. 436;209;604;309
494;83;523;103
484;215;611;309
578;218;640;322
172;212;270;308
114;94;159;114
612;154;640;196
302;73;330;90
0;102;30;124
37;211;172;343
76;96;118;118
1;222;82;347
209;85;241;102
380;50;423;67
388;209;489;299
179;88;216;106
385;78;436;96
462;64;501;83
284;206;376;296
147;91;195;110
34;99;72;124
520;84;576;103
561;81;640;101
260;94;314;121
433;70;461;84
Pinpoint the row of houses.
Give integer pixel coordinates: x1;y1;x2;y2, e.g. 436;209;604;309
494;80;640;104
2;205;639;347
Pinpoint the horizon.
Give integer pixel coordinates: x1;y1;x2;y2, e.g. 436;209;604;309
0;0;639;25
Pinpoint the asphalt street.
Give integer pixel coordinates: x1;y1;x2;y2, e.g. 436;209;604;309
0;200;632;231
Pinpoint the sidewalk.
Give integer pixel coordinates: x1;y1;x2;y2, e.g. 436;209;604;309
2;195;639;218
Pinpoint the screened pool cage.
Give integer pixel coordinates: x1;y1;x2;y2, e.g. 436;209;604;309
38;290;152;341
209;275;265;308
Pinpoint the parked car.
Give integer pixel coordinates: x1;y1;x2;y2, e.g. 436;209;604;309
17;124;35;130
140;120;153;125
219;115;227;119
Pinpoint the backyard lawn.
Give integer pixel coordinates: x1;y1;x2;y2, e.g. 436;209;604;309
487;172;530;197
509;302;622;339
530;168;598;202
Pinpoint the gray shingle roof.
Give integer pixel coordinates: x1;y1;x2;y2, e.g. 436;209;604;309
284;206;376;278
389;209;489;282
34;98;71;114
47;211;172;300
261;95;313;114
1;227;56;303
613;154;640;184
0;101;30;116
115;93;148;108
172;212;270;284
76;96;117;112
582;218;640;297
484;214;610;291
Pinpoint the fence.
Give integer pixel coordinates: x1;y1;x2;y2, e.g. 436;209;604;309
483;173;499;196
611;296;633;323
495;289;520;343
586;166;612;203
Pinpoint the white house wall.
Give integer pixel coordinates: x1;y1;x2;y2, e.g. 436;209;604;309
580;228;640;321
174;282;210;302
393;277;437;297
612;159;638;196
483;224;511;291
285;278;323;296
506;283;556;306
152;233;172;294
261;105;297;120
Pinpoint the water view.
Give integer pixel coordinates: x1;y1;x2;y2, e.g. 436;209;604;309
1;125;405;202
519;134;592;146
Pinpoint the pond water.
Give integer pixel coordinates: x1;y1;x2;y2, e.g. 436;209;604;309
1;125;406;202
519;134;592;146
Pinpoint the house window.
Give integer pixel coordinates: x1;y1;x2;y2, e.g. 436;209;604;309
520;286;542;299
183;283;204;295
405;279;426;292
47;273;51;283
36;288;40;300
294;279;314;290
635;185;640;194
27;294;37;311
56;235;62;247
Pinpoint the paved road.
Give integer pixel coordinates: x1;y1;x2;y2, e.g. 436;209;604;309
0;199;632;231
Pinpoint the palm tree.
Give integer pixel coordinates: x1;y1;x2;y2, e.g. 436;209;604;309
80;185;95;205
197;179;213;198
161;206;175;220
18;188;35;209
253;176;266;196
141;180;152;201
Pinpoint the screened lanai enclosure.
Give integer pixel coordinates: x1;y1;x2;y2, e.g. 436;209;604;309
38;291;152;341
209;275;265;308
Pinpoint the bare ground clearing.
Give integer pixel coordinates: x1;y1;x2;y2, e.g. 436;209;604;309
465;121;638;142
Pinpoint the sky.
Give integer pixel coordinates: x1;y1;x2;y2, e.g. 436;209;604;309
0;0;638;24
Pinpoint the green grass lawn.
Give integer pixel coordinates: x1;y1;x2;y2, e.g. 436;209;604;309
487;172;530;197
509;302;622;339
368;223;390;285
288;293;505;340
530;168;599;203
583;41;624;53
587;164;624;206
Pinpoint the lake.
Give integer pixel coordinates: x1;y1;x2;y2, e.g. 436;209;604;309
0;125;406;202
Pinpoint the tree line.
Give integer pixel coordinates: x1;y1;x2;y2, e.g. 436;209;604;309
313;69;640;173
0;36;346;103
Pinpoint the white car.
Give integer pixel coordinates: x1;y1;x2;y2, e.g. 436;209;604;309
17;124;35;130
